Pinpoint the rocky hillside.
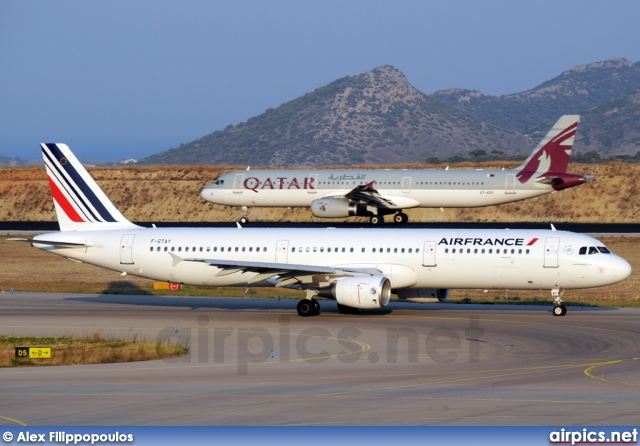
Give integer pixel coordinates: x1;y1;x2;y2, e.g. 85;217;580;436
432;58;640;132
142;66;534;166
2;161;640;224
577;88;640;156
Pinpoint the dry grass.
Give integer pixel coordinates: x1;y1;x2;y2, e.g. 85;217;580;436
0;332;188;367
2;162;640;223
1;235;639;308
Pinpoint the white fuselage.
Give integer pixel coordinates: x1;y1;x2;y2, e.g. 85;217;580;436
34;227;631;292
202;168;564;209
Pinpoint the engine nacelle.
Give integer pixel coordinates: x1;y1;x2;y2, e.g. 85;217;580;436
311;198;358;218
320;275;391;309
395;288;450;303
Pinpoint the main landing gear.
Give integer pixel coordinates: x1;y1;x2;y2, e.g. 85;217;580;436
369;212;408;225
552;289;567;316
297;298;321;317
393;212;408;224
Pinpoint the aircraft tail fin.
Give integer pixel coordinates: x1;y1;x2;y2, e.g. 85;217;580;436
41;143;140;231
515;115;580;184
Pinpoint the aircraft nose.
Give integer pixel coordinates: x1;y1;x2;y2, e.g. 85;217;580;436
201;186;213;201
611;256;632;282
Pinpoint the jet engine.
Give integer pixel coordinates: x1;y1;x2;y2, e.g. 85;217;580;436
395;288;450;303
319;275;391;309
310;198;359;218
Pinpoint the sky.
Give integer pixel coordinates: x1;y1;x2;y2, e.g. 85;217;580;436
1;1;640;162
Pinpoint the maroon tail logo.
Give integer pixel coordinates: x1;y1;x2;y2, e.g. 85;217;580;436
516;122;578;184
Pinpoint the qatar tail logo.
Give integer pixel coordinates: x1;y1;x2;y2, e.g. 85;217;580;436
516;121;578;184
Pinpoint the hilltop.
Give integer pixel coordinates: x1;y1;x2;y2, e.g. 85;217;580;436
140;59;640;166
141;66;534;166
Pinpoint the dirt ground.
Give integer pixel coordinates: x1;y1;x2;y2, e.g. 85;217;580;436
2;161;640;224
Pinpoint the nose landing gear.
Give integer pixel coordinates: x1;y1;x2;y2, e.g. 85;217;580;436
552;289;567;316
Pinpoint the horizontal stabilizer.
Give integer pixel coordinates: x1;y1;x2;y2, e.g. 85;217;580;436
10;238;91;248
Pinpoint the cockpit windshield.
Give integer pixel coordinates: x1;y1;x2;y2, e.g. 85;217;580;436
212;179;224;186
579;246;611;255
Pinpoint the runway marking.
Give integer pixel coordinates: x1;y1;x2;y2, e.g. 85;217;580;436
0;415;27;426
584;357;640;387
134;360;640;425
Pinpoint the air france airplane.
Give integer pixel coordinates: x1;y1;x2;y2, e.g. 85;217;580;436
202;115;586;225
23;143;629;317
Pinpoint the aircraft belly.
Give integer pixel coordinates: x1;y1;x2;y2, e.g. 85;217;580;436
411;190;548;208
245;190;317;207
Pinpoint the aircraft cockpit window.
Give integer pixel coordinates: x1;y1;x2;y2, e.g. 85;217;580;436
597;246;611;254
579;247;587;255
589;246;599;255
213;179;224;185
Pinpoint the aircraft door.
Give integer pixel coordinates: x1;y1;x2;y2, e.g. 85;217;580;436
306;174;318;194
544;237;560;268
233;174;244;194
276;240;289;263
120;234;135;265
505;174;516;194
402;177;411;193
422;241;437;267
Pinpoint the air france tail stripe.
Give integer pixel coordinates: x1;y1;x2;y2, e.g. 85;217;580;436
47;176;85;222
42;148;103;222
42;144;118;223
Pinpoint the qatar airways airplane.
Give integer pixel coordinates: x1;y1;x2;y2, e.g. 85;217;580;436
20;143;629;317
202;115;586;225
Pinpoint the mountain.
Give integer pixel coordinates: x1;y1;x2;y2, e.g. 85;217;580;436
577;88;640;156
142;66;534;166
432;58;640;132
0;156;28;166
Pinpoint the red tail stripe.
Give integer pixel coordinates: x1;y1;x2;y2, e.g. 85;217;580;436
527;238;539;246
48;176;85;223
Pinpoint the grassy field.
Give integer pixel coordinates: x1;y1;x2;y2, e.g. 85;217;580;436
2;235;638;308
0;333;189;367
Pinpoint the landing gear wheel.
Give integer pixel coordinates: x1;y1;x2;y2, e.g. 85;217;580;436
311;299;321;316
297;299;317;317
370;215;384;226
337;303;359;314
393;213;408;224
553;305;567;316
239;216;249;224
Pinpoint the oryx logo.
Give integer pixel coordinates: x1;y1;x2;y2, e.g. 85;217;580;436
320;204;327;212
370;287;377;295
516;118;578;184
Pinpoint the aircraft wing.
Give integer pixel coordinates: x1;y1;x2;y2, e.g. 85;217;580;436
342;181;398;208
169;253;381;288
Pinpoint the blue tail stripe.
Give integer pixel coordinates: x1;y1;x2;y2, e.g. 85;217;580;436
43;144;117;223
